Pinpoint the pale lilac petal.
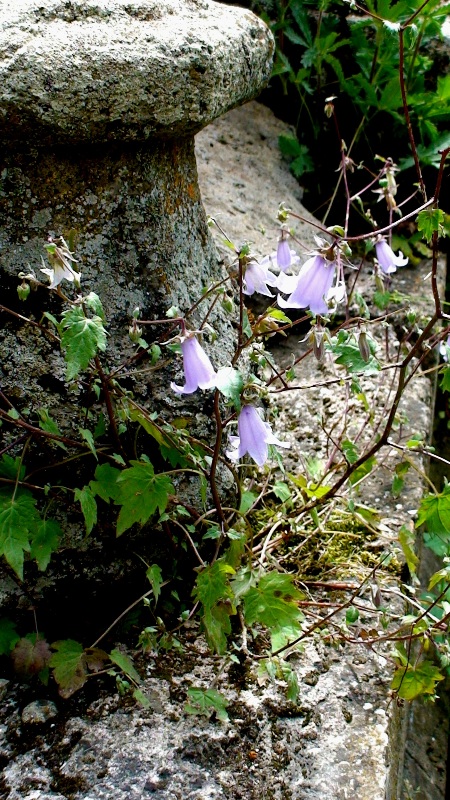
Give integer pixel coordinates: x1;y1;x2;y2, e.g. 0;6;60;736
243;260;277;297
171;335;216;395
375;240;408;275
226;405;289;466
278;255;336;315
277;239;292;271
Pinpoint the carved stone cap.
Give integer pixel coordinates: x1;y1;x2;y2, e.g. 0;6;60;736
0;0;274;145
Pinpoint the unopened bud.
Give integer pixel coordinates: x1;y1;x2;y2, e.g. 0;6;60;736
132;306;140;320
358;330;370;363
17;281;30;301
311;326;325;362
128;323;143;343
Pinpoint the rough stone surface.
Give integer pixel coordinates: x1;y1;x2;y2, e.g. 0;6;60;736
0;100;441;800
0;0;274;145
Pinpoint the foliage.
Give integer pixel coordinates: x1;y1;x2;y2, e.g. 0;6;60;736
0;8;449;712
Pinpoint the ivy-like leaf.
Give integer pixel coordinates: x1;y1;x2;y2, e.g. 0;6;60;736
83;291;106;322
49;639;87;698
193;561;235;609
0;488;40;579
74;486;98;535
348;455;377;486
89;463;123;503
243;572;303;651
215;367;244;408
417;207;445;243
416;485;450;534
391;661;444;700
30;518;63;571
331;331;380;375
0;455;25;481
115;461;174;536
12;635;52;678
202;604;233;655
185;687;229;723
59;306;107;380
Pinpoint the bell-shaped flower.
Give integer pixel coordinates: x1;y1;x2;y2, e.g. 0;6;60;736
40;237;81;289
260;246;300;275
277;254;336;316
170;334;217;395
375;238;408;275
226;405;289;466
40;259;81;290
243;258;278;297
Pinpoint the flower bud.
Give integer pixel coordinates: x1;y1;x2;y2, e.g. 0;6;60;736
128;323;143;343
358;329;370;363
17;281;30;301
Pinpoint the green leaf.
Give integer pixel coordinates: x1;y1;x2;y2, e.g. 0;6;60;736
342;439;359;465
441;367;450;394
116;461;174;536
398;525;418;575
185;687;229;723
239;491;257;514
133;688;151;708
79;428;98;460
330;331;380;374
146;564;163;603
417;207;445;243
49;639;87;698
109;648;141;684
83;291;106;322
215;367;244;408
0;618;19;655
59;306;107;380
202;604;233;654
38;409;67;450
194;560;235;609
89;463;123;503
74;486;97;535
348;455;377;486
30;518;63;571
0;488;40;579
272;482;291;502
0;455;26;481
417;485;450;534
391;661;444;700
243;572;303;651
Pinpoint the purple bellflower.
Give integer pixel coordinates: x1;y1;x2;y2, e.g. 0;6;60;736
277;254;336;316
375;238;408;275
260;246;300;274
226;405;289;466
170;334;217;395
242;258;278;297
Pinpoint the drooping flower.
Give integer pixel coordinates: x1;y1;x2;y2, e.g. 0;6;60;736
40;236;81;289
375;238;408;275
277;254;336;316
170;334;217;395
439;334;450;362
242;258;278;297
260;246;300;274
226;405;289;466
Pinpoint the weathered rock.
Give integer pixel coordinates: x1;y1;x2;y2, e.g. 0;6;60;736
0;0;274;145
0;0;273;375
21;699;58;724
